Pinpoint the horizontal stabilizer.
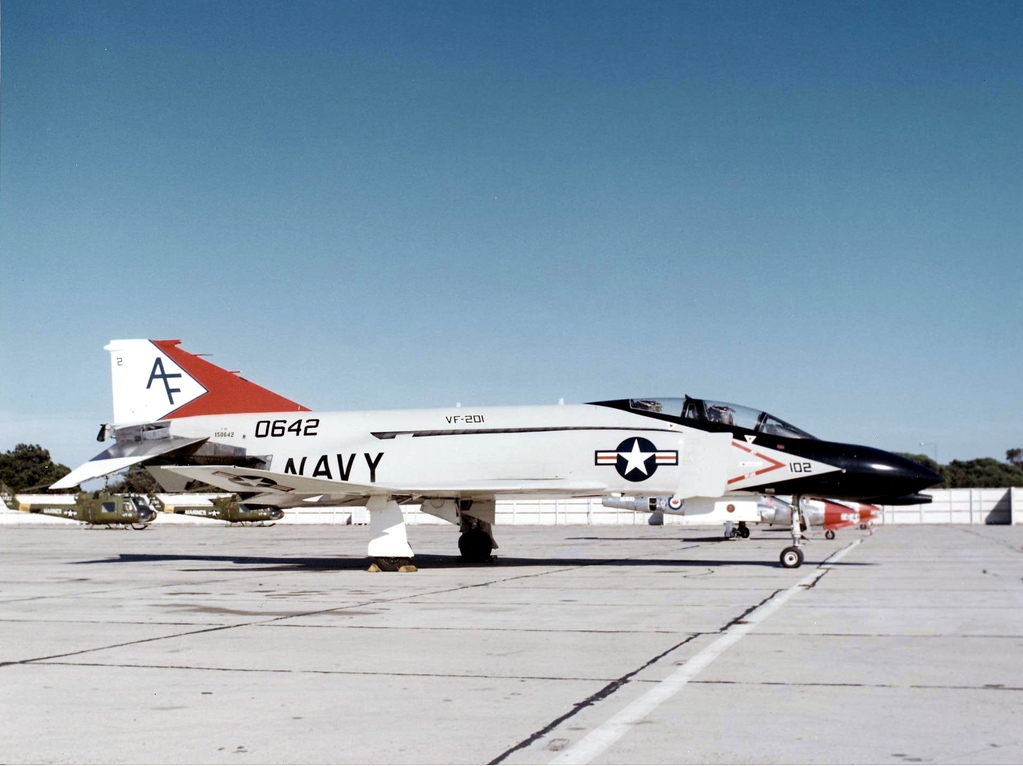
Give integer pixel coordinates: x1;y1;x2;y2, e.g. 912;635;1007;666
51;436;208;489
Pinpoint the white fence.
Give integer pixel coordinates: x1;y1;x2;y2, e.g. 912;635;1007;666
252;489;1021;526
2;488;1019;526
880;488;1017;526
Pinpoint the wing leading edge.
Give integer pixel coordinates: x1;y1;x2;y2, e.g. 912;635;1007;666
160;464;607;502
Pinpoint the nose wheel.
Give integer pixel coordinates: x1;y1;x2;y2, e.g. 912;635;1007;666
780;546;804;568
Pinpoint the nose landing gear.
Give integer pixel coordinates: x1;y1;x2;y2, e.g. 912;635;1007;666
779;495;808;569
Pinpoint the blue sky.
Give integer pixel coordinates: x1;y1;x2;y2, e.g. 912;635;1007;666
2;0;1020;470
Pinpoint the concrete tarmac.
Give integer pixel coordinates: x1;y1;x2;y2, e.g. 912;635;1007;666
1;523;1021;764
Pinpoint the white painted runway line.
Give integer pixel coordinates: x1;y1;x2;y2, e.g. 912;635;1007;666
549;540;863;765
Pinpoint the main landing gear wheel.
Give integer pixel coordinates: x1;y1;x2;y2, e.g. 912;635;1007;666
738;522;750;539
369;557;416;572
458;528;494;564
825;529;836;540
780;546;804;569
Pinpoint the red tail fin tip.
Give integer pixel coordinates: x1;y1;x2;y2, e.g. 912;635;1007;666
150;340;308;418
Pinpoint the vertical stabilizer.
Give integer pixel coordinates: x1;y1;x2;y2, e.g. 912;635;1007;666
105;339;308;424
0;482;15;512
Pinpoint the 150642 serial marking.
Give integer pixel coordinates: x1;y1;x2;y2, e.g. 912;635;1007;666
255;418;320;438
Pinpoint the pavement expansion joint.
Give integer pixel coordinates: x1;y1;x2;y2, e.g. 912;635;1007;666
488;634;702;765
689;679;1023;692
31;661;625;683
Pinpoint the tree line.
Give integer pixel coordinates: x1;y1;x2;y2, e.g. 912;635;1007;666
1;444;191;494
1;442;1022;495
897;450;1023;489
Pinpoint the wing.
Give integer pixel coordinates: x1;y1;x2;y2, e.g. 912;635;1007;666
160;464;607;504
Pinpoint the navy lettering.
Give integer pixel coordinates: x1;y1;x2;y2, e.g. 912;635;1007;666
364;452;383;483
284;457;307;475
336;454;355;481
312;455;332;479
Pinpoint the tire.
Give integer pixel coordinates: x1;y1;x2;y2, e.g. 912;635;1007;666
458;529;493;563
739;526;750;539
780;546;804;569
825;530;835;540
373;556;411;572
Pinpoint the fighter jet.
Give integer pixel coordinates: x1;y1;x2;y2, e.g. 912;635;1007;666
605;494;882;540
3;483;156;529
603;494;763;539
819;499;881;538
54;339;941;569
755;496;881;539
153;493;284;525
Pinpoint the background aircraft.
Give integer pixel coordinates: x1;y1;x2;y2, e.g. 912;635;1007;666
2;483;156;529
53;339;941;569
152;493;283;525
603;494;761;539
818;499;881;538
756;496;881;538
604;494;881;540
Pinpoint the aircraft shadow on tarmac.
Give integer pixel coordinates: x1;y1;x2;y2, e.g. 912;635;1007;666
74;552;870;571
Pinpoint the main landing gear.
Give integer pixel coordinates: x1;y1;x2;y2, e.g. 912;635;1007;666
364;497;500;571
458;508;497;564
459;527;493;563
825;529;836;540
779;495;808;569
366;497;417;572
723;520;751;540
368;556;416;573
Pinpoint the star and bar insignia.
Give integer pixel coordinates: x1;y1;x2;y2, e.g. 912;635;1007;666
595;437;678;482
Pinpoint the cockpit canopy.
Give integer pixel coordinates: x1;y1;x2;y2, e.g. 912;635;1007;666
625;397;815;439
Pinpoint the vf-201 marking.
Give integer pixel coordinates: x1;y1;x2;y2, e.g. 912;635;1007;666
445;414;484;424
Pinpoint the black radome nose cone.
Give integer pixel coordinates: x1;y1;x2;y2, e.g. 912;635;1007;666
891;453;944;492
917;463;944;488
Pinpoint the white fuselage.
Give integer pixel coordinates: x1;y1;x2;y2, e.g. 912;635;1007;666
158;402;837;499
